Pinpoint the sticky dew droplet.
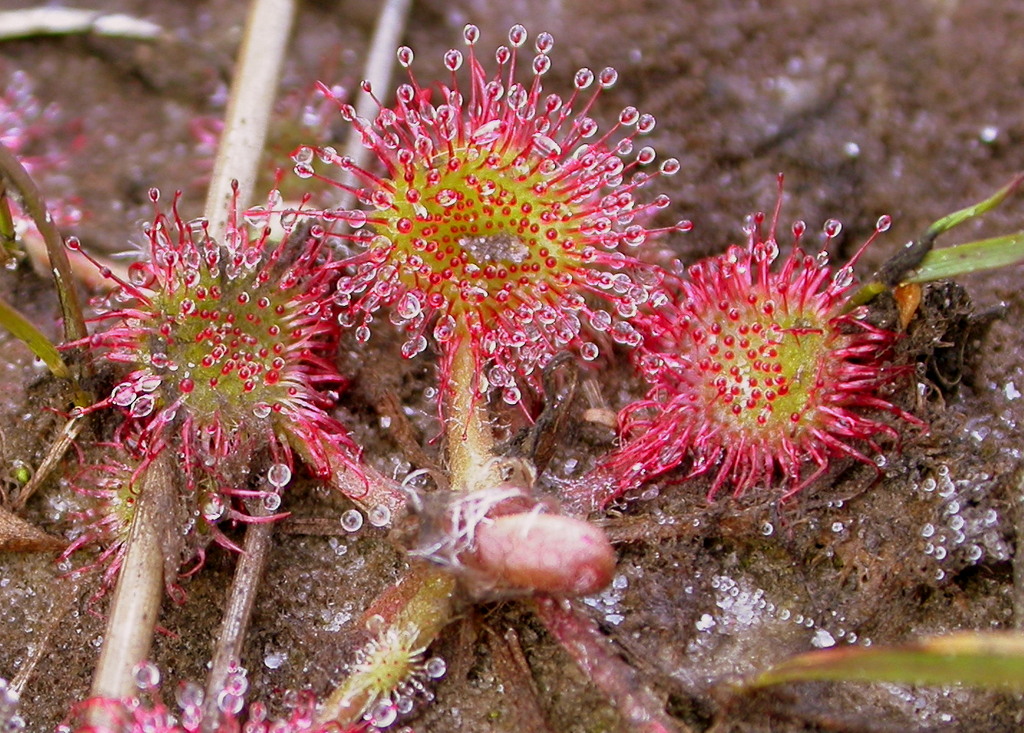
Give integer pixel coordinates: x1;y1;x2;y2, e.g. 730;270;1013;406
175;679;202;708
341;509;364;532
367;504;392;527
217;690;244;715
267;463;292;488
425;656;447;678
203;495;226;522
366;701;397;728
132;660;161;691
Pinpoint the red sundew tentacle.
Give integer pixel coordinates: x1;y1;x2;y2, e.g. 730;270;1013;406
63;189;365;592
291;24;682;406
606;186;922;505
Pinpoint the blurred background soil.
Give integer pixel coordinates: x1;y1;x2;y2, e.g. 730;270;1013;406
2;0;1024;730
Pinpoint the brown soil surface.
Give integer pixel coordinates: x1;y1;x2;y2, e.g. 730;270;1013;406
2;1;1024;731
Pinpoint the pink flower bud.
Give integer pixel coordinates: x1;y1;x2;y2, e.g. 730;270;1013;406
471;512;615;595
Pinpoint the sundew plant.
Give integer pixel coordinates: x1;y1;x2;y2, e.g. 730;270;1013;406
606;184;924;503
60;186;365;578
294;23;689;406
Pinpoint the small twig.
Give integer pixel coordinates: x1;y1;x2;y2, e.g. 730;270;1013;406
203;0;297;241
277;515;354;536
485;626;554;733
201;503;275;732
88;452;176;715
0;140;86;342
362;371;445;481
11;415;85;510
599;513;708;545
503;352;579;476
333;0;412;212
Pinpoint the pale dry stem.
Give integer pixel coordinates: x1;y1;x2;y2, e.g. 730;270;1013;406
200;505;274;732
203;0;297;242
87;0;298;717
333;0;412;212
87;452;176;722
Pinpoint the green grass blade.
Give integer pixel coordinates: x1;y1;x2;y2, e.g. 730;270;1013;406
904;232;1024;283
0;293;70;379
847;175;1024;308
750;631;1024;689
0;183;16;264
0;141;87;341
925;173;1024;240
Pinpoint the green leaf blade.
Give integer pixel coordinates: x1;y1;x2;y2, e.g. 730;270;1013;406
750;632;1024;690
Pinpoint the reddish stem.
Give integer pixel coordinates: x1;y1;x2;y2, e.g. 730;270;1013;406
531;596;691;733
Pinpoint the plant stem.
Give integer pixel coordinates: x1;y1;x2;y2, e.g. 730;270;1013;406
0;140;86;342
333;0;412;212
531;597;690;733
318;339;492;725
0;182;16;265
203;0;297;242
200;504;274;732
87;452;175;720
445;336;497;493
328;453;410;519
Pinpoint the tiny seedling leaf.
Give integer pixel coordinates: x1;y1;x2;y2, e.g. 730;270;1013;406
924;173;1024;240
905;232;1024;283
